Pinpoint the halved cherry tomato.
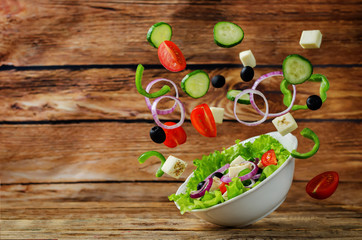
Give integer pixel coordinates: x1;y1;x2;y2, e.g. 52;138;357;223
158;40;186;72
162;122;187;148
261;149;277;167
306;171;339;200
219;182;229;194
190;103;217;137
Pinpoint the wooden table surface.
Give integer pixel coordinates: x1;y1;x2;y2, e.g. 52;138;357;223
1;1;361;239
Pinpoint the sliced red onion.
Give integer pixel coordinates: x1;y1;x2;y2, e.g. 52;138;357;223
245;179;256;188
206;164;230;180
252;174;261;180
190;177;213;199
220;161;258;183
234;89;269;126
151;95;185;130
251;71;296;118
238;161;258;181
145;78;178;115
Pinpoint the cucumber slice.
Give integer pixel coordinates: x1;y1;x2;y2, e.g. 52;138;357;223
213;22;244;48
282;54;313;85
181;70;210;99
147;22;172;48
226;90;251;104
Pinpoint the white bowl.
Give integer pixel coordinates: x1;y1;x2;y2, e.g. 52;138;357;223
175;131;298;227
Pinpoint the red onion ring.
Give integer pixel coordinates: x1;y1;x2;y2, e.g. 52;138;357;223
251;71;296;118
145;78;179;115
151;95;185;130
234;89;269;126
221;161;258;183
252;173;261;180
190;177;213;199
245;179;256;188
206;164;230;180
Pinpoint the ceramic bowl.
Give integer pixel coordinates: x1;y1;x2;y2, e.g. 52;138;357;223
175;131;298;227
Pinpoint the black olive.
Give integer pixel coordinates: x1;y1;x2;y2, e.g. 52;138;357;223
211;75;226;88
306;95;322;110
240;66;254;82
197;181;206;190
149;126;166;144
211;172;224;179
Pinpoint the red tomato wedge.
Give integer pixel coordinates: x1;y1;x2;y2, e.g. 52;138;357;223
219;182;229;194
158;40;186;72
261;149;277;167
162;122;187;148
190;104;217;137
306;171;339;200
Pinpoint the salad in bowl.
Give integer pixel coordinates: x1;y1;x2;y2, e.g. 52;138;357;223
170;131;298;227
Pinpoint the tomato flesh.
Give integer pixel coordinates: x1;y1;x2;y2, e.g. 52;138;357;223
219;182;229;194
162;122;187;148
158;40;186;72
261;149;277;167
190;103;217;137
306;171;339;200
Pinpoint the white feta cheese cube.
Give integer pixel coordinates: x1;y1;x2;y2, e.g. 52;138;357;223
257;160;265;170
161;155;187;179
230;156;246;167
209;176;223;192
272;112;298;136
299;30;322;49
222;191;228;201
228;162;252;179
239;50;256;68
210;107;224;124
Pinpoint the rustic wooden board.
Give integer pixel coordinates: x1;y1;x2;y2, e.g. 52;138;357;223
1;121;360;183
0;67;361;121
0;1;361;66
1;182;361;239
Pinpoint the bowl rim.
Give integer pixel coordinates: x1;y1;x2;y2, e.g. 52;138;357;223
175;131;298;213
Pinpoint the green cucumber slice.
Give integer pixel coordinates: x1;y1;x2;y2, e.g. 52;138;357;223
282;54;313;85
181;70;210;99
147;22;172;48
226;90;251;104
213;21;244;48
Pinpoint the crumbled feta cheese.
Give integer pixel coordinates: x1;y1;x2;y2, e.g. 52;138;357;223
161;155;187;179
299;30;322;49
228;162;252;179
272;112;298;136
209;176;223;192
210;107;224;124
239;50;256;67
230;156;246;167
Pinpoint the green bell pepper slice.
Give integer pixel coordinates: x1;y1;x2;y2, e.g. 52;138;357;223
138;151;166;177
135;64;170;98
291;128;320;159
281;74;330;111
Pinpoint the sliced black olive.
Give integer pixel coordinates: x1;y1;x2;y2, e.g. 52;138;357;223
149;126;166;144
211;75;226;88
306;95;322;110
211;172;224;179
197;181;206;190
240;66;254;82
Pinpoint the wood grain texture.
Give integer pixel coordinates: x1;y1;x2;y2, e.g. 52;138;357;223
0;67;361;121
0;0;361;66
1;121;361;183
1;182;361;239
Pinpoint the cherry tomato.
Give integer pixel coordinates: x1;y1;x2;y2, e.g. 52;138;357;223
306;171;339;200
158;40;186;72
219;182;229;194
261;149;277;167
162;122;187;148
190;103;217;137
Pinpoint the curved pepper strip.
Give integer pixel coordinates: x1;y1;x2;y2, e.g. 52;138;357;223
135;64;170;98
291;128;320;159
138;151;166;177
281;74;329;111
